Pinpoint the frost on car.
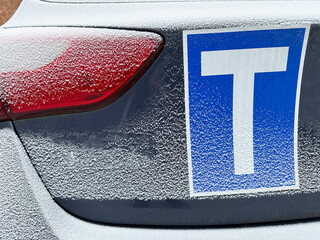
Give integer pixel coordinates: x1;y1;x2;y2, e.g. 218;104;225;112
2;0;320;239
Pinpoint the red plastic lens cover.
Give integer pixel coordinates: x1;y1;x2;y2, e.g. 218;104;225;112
0;28;163;120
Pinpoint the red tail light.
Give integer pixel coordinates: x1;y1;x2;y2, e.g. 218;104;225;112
0;27;163;120
0;103;9;121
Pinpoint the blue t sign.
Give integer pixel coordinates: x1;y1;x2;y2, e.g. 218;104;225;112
183;26;309;196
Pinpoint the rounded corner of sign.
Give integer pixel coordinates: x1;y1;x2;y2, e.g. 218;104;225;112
189;187;198;197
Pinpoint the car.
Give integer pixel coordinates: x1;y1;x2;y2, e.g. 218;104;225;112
1;0;320;239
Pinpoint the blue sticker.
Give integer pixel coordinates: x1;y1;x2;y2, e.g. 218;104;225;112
183;26;309;196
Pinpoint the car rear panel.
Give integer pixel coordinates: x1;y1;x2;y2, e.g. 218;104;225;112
3;0;320;231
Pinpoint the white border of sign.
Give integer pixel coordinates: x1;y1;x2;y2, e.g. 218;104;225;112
183;24;310;197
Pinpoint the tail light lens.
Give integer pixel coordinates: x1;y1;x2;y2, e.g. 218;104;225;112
0;27;163;120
